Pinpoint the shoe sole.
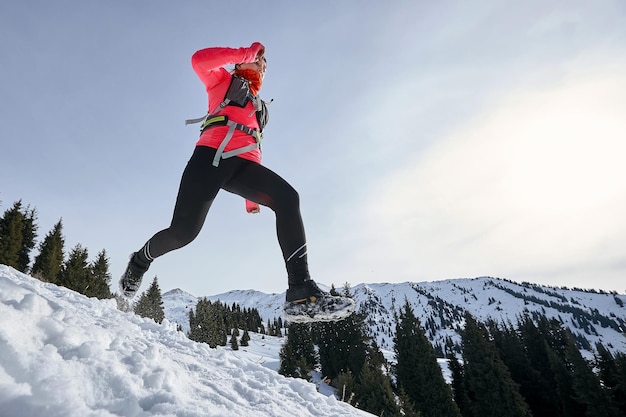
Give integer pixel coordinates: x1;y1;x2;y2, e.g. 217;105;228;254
287;295;318;304
283;296;355;323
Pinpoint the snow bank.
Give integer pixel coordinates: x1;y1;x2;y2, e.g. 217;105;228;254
0;265;371;417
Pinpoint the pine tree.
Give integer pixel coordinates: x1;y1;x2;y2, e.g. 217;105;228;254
517;316;619;417
230;328;240;350
613;352;626;415
340;362;400;416
545;319;614;417
0;200;23;268
244;307;263;333
314;287;398;416
336;371;357;406
596;344;626;415
447;351;468;416
31;219;65;283
88;249;112;299
279;342;298;378
58;244;91;294
515;315;562;416
279;323;317;380
398;387;421;417
188;305;205;343
596;343;619;394
134;277;165;324
461;313;532;417
188;298;226;348
240;329;250;347
0;200;37;271
313;311;367;381
214;302;228;346
394;300;461;417
19;206;37;273
489;318;553;417
567;341;615;417
273;318;283;337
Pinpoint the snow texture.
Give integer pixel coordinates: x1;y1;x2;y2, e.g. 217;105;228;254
0;265;372;417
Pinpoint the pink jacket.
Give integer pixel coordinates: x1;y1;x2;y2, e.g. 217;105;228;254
191;45;264;164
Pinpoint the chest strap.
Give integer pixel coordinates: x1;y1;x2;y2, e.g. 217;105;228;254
192;114;262;167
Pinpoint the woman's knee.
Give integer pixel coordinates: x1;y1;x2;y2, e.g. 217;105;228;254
271;184;300;214
167;221;202;249
260;185;299;214
286;185;300;207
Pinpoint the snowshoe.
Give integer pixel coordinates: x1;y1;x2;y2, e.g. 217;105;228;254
283;295;355;323
284;280;355;323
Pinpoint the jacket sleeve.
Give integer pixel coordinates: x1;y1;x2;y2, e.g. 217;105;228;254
191;43;264;88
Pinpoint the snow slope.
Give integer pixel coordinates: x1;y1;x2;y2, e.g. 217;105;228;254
0;265;372;417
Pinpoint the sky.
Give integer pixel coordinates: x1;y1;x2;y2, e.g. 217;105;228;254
1;0;626;297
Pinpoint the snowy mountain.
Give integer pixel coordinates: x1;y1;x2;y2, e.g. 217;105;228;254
164;277;626;356
0;265;372;417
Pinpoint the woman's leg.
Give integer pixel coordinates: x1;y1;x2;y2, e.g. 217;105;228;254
137;147;240;261
222;161;311;285
121;147;235;296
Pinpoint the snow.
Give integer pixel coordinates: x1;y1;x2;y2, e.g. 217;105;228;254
163;278;626;357
346;278;626;353
5;261;621;416
0;265;373;417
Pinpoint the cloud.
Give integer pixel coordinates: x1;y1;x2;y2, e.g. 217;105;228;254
351;69;626;288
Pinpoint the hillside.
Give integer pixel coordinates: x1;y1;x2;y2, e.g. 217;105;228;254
164;277;626;356
3;264;624;416
0;265;372;417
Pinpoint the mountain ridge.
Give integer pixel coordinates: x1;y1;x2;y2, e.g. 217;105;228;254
163;276;626;355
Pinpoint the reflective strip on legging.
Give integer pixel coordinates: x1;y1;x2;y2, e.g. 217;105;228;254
286;243;307;262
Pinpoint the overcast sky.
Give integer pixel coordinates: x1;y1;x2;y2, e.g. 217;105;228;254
2;0;625;296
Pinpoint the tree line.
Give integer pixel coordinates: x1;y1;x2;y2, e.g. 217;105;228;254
187;298;264;349
278;286;626;417
449;314;626;417
0;198;166;323
1;198;285;342
279;286;457;417
0;199;112;298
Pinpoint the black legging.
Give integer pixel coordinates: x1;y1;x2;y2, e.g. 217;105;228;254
146;146;306;263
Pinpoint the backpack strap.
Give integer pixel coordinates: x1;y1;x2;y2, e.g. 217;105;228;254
185;76;266;166
212;122;259;166
184;98;232;125
184;115;207;125
193;114;262;167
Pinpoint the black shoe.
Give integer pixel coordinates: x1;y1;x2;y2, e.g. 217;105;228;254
119;253;150;297
285;279;326;303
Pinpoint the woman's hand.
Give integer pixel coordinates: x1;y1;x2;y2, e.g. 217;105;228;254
247;42;265;62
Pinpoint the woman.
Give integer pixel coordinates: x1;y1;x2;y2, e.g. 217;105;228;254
120;42;353;322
